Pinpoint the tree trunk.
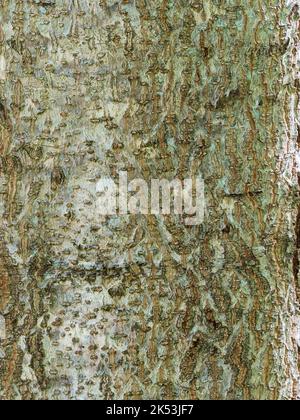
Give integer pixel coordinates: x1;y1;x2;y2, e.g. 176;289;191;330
0;0;299;400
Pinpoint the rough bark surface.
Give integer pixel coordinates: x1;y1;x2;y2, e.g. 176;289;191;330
0;0;300;400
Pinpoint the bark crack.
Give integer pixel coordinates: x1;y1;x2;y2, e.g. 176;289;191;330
293;127;300;299
293;126;300;400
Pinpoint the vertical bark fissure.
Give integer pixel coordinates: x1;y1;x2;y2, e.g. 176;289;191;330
293;129;300;291
292;126;300;400
290;3;300;397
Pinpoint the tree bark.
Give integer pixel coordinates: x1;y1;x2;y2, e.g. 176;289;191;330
0;0;299;400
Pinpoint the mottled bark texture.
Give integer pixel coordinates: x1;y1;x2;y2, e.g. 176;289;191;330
0;0;300;400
